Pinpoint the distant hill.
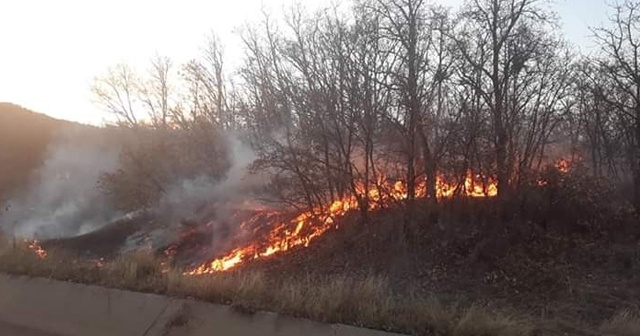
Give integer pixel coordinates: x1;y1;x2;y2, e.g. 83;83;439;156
0;103;97;203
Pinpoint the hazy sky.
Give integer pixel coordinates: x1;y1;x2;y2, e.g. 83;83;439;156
0;0;610;125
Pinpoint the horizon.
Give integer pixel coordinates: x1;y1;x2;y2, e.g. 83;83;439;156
0;0;611;125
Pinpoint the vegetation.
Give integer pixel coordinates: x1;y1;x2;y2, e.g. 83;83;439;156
600;311;640;336
1;1;640;335
91;0;640;223
0;238;543;335
3;235;640;336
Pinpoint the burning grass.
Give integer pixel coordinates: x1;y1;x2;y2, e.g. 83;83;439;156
1;159;635;335
187;171;498;274
0;238;534;336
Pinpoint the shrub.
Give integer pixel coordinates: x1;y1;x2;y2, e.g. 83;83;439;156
518;163;635;236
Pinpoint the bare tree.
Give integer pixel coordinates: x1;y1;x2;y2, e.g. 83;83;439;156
139;55;174;129
91;63;142;127
453;0;556;199
180;33;233;129
369;0;425;217
575;61;627;179
592;0;640;212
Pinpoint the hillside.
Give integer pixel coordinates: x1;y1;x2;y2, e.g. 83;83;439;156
0;103;95;203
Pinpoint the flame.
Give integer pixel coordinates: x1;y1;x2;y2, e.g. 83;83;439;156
461;171;498;198
555;158;570;173
537;157;574;186
186;172;497;275
93;258;106;268
27;240;47;259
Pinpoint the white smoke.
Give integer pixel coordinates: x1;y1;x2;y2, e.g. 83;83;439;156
0;134;120;239
157;132;262;220
0;129;264;255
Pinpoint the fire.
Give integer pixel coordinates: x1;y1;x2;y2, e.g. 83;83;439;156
555;158;570;173
186;172;497;275
537;157;575;186
461;171;498;198
93;258;107;268
27;240;47;259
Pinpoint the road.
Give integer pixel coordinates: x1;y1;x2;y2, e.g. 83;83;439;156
0;320;60;336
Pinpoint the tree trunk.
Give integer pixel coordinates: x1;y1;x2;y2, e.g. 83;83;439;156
634;105;640;214
496;128;510;200
633;167;640;214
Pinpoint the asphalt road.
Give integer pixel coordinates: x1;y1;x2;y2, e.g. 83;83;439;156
0;320;60;336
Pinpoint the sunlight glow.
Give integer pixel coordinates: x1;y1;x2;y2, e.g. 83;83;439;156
0;0;607;125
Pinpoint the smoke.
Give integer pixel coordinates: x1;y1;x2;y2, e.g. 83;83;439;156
131;132;264;257
1;127;264;262
157;132;262;221
0;133;120;239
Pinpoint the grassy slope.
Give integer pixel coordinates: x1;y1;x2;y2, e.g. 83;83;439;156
0;239;536;336
242;203;640;336
1;214;639;336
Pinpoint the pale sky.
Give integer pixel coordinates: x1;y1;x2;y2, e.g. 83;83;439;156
0;0;610;125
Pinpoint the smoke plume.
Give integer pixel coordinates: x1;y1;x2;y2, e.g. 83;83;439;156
157;132;261;221
1;128;264;262
0;133;120;239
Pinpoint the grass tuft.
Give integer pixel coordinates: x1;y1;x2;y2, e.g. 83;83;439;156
453;306;533;336
600;310;640;336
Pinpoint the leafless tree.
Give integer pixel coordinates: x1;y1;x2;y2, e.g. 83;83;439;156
91;63;142;127
592;0;640;212
91;0;640;221
139;55;174;129
179;33;233;129
453;0;559;199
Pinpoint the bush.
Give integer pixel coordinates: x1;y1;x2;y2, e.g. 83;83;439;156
518;163;635;236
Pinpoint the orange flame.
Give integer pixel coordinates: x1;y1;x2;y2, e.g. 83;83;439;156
555;158;570;173
186;172;497;275
536;158;574;186
27;240;47;259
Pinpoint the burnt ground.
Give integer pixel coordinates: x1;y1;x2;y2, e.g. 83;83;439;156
38;208;279;267
40;212;156;258
40;212;161;259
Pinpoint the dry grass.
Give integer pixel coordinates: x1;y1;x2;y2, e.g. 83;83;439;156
600;310;640;336
452;306;533;336
0;239;536;335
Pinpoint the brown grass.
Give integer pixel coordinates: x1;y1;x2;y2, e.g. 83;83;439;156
0;239;536;335
600;310;640;336
452;306;533;336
